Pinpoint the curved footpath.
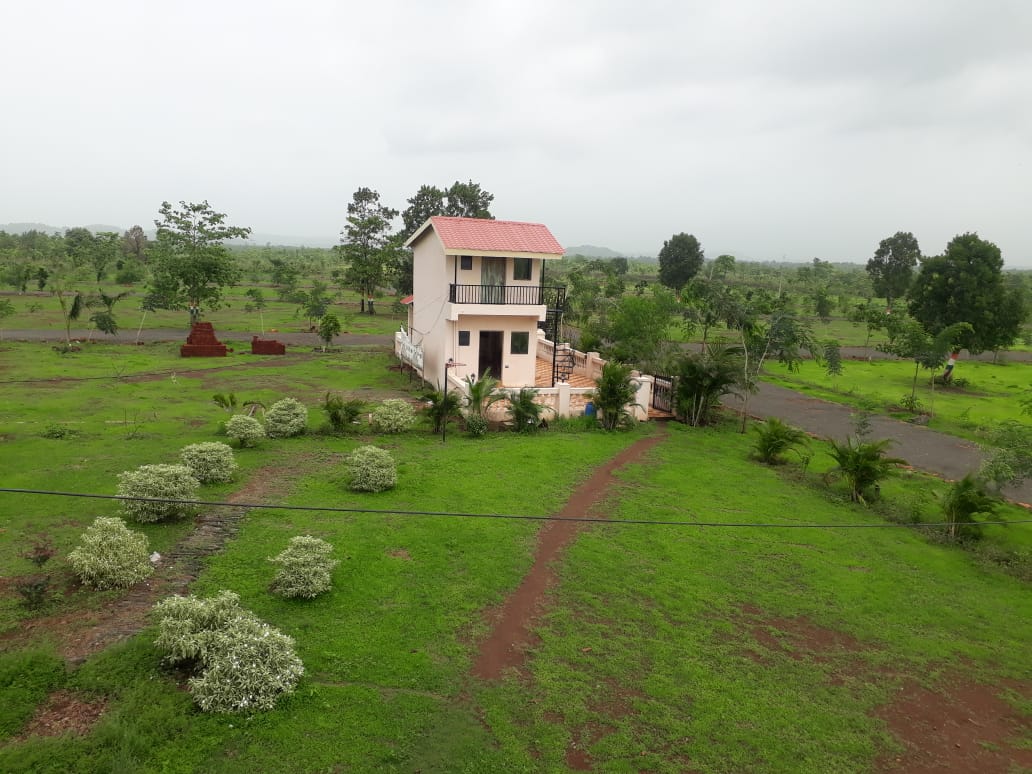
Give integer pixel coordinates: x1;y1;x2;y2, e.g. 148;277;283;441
4;327;1029;503
722;384;1032;505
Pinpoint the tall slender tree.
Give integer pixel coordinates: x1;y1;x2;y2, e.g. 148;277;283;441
340;187;398;313
866;231;920;307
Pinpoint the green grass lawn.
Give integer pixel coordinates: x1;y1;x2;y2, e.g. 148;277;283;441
1;343;1029;772
0;284;403;337
763;357;1031;440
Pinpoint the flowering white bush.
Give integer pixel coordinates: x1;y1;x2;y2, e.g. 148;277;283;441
224;414;265;447
117;464;199;523
153;590;245;665
345;445;397;492
269;536;338;599
189;614;304;713
152;591;303;713
370;399;415;434
180;442;238;484
68;517;153;590
265;397;308;438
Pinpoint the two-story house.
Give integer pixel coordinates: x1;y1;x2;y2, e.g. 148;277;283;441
402;216;566;388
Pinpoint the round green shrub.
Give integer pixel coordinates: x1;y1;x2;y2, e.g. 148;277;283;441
270;536;339;599
465;414;489;438
345;445;397;492
370;399;415;434
68;517;153;590
152;591;303;713
265;397;308;438
180;442;238;484
117;463;199;523
225;414;265;447
189;614;304;713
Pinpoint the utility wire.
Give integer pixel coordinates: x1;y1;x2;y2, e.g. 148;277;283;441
3;487;1031;529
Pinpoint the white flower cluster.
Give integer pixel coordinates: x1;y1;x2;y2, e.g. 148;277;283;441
269;536;339;599
116;463;199;523
224;414;265;448
179;442;238;484
345;445;397;492
153;590;303;713
68;517;153;590
370;399;415;434
264;397;308;438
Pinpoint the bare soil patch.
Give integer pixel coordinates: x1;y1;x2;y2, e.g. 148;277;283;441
16;689;108;740
470;429;667;681
738;602;866;665
875;679;1032;773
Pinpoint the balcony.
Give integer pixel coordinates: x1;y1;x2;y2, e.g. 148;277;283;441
449;284;566;307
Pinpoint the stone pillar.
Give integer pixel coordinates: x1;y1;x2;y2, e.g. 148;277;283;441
557;381;571;418
633;373;654;421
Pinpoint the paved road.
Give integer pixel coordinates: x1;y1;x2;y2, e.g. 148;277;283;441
722;383;1032;504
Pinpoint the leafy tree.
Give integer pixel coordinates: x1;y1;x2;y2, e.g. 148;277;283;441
590;361;639;430
847;299;887;357
296;279;331;327
150;200;251;310
825;437;906;504
880;315;972;406
979;421;1032;493
401;184;446;238
0;298;13;341
590;287;680;371
317;313;341;351
658;233;704;291
866;231;920;307
86;290;130;336
3;263;34;293
244;288;266;334
444;180;494;218
90;232;121;283
339;187;398;313
122;225;149;263
823;340;843;377
269;258;301;300
907;233;1025;353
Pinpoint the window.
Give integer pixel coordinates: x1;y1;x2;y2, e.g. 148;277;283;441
458;330;470;346
510;331;529;355
513;257;531;281
460;255;473;270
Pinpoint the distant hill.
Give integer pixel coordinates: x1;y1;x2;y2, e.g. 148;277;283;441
563;244;624;258
1;222;125;235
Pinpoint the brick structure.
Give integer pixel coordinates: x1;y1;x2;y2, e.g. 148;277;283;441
180;322;228;357
251;336;286;355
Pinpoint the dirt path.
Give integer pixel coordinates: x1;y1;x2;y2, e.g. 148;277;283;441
471;429;667;680
722;382;1032;504
4;453;327;664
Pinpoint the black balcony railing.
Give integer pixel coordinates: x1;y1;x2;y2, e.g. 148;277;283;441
449;284;566;307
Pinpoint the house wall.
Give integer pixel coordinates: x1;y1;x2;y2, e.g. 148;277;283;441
451;314;539;387
411;236;449;388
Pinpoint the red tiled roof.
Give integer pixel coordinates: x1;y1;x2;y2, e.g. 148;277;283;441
400;294;414;305
427;216;564;255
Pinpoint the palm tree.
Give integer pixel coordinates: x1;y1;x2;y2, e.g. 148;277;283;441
825;437;906;504
422;386;463;434
752;418;809;465
506;387;552;433
464;369;504;418
942;474;999;540
590;361;640;430
674;342;743;426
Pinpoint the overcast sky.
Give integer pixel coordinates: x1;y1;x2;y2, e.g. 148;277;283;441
3;0;1030;265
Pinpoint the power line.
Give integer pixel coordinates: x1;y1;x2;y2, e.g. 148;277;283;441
3;487;1031;529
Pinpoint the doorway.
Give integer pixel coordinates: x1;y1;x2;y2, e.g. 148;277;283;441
481;257;506;303
478;331;503;380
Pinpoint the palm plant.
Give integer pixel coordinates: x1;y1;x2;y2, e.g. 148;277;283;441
825;437;906;504
506;387;552;433
674;342;743;426
464;369;503;418
942;474;999;540
752;418;809;465
590;361;640;430
422;386;463;434
322;393;364;433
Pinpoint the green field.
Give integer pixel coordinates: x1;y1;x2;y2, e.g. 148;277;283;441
1;341;1029;772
